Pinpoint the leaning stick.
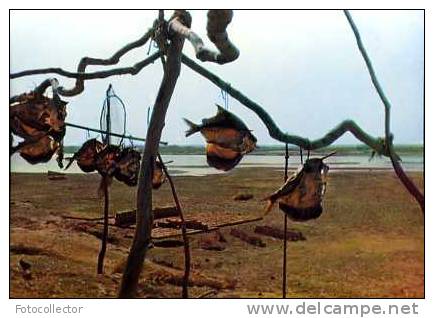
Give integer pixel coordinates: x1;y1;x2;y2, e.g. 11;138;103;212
157;153;190;298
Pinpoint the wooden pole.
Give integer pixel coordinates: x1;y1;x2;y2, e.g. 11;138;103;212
105;85;112;145
97;85;112;274
97;176;110;274
157;153;190;298
282;143;289;298
118;10;190;298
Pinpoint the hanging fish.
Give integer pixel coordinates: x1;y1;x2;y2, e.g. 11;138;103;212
64;139;105;173
152;159;166;189
184;105;257;171
10;91;67;141
114;147;141;186
264;152;335;222
206;143;243;171
16;135;59;165
10;89;67;165
95;144;121;177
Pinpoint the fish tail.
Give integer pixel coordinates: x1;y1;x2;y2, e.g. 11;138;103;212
183;118;200;137
262;194;276;213
64;154;76;170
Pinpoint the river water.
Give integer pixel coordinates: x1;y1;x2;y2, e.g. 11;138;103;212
10;153;424;177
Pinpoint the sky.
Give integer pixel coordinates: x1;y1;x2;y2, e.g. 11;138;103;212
10;10;424;146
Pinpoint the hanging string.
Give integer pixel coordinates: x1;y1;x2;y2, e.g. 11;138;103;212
147;38;154;55
128;134;135;148
307;149;310;160
99;85;127;147
147;106;151;126
86;128;91;140
299;147;304;165
220;88;229;110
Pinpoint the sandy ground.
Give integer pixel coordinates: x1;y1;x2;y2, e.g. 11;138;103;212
10;168;424;298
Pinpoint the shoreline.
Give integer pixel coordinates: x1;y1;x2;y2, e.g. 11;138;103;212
9;165;424;177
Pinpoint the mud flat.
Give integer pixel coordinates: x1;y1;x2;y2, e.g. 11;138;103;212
10;168;424;298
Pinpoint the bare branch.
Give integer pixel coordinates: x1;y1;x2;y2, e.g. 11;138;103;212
169;10;239;64
10;52;161;97
181;53;389;156
344;10;424;212
59;27;155;96
11;27;158;97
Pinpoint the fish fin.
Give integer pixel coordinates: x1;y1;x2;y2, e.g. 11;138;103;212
215;103;229;116
183;118;200;137
215;104;226;113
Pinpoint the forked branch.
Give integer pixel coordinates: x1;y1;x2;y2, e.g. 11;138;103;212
169;10;239;64
10;26;159;97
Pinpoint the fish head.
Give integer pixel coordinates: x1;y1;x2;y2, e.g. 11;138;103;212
303;158;325;173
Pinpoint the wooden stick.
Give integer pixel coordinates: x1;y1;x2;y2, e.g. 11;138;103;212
65;122;168;145
282;143;289;298
157;153;190;298
152;216;264;240
97;176;110;274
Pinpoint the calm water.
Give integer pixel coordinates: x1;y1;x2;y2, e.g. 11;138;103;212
10;153;424;177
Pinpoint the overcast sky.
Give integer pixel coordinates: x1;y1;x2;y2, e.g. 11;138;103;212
10;10;424;146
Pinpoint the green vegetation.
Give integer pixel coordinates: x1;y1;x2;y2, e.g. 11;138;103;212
63;144;423;156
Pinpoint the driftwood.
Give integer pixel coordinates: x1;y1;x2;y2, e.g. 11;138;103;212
115;206;179;227
47;171;66;180
230;228;266;247
153;239;184;248
152;216;264;240
254;225;306;241
233;193;254;201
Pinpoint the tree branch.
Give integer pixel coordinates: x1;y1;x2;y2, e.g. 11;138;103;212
169;10;239;64
118;10;190;298
181;53;389;156
344;10;424;212
60;27;154;96
10;52;161;96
